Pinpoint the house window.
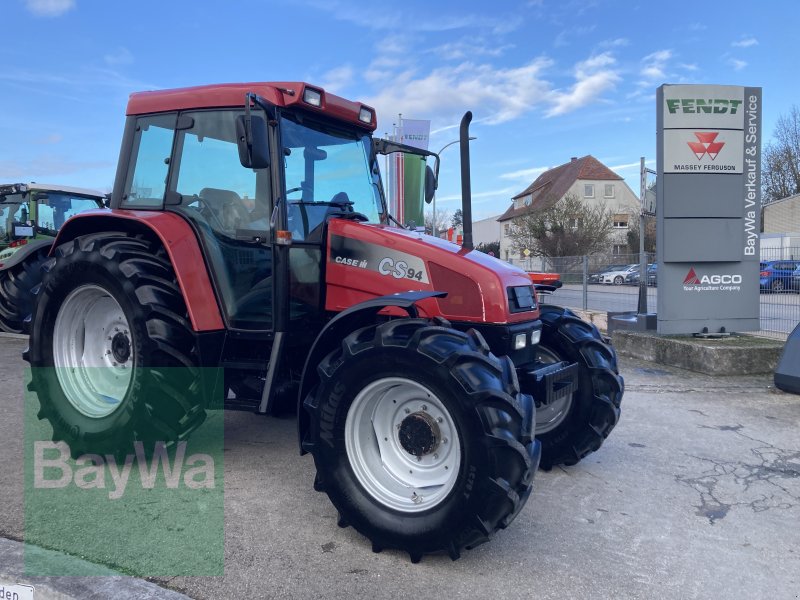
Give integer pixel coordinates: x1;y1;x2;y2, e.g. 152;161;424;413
523;195;532;206
584;184;594;198
504;223;510;235
613;214;629;229
612;244;626;256
569;217;582;230
605;184;615;198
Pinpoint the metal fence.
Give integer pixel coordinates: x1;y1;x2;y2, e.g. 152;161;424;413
510;250;800;340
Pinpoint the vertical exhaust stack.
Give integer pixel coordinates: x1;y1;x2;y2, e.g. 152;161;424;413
460;111;474;251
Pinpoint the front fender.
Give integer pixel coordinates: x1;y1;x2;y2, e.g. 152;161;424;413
296;290;446;453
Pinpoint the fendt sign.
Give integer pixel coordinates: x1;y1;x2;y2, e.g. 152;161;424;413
656;84;762;334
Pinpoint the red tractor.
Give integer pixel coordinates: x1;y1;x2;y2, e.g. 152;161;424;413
26;82;622;561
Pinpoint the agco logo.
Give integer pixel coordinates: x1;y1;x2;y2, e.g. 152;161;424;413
666;98;743;115
683;267;742;286
688;132;724;161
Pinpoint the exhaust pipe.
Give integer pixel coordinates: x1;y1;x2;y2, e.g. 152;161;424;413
459;111;474;251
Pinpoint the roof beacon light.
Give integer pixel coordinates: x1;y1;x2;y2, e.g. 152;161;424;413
303;87;323;107
358;106;374;124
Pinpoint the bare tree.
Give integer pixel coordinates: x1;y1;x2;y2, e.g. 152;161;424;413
425;209;451;237
763;105;800;203
626;214;656;254
507;192;613;257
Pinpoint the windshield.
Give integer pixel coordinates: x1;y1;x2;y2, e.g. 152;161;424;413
0;194;27;242
280;113;384;225
36;193;102;236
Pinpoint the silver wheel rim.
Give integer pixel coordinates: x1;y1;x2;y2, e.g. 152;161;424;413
53;284;133;418
535;345;574;435
345;377;462;513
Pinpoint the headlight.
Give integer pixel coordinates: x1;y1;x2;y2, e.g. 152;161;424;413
302;87;323;107
358;106;374;124
514;333;527;350
530;329;541;345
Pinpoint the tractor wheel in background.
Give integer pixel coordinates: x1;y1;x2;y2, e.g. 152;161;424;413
535;304;624;469
303;319;539;562
0;249;49;333
25;232;205;457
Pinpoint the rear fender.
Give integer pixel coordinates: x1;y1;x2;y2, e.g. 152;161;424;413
296;290;446;453
0;239;52;271
51;210;224;331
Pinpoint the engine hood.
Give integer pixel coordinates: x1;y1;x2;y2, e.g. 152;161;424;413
324;219;538;324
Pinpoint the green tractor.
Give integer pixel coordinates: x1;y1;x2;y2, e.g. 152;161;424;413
0;183;107;333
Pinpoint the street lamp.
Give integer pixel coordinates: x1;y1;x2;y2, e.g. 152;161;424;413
432;136;476;237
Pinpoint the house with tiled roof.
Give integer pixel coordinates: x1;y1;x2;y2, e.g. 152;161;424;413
497;155;640;261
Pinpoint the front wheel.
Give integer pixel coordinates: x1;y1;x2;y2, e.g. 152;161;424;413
0;249;49;333
613;275;624;285
26;233;205;456
303;319;539;562
534;305;623;469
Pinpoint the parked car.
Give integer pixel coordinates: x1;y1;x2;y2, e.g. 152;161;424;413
527;271;562;287
588;264;628;284
791;264;800;292
599;264;639;285
625;263;657;286
759;260;800;293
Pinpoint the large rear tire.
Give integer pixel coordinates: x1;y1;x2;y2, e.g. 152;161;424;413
535;304;623;469
25;232;205;457
0;248;49;333
303;319;539;562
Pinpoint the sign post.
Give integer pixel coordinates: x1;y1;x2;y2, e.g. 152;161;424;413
656;84;762;334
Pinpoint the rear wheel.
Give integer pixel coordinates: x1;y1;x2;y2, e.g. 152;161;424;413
26;232;205;457
303;319;539;562
0;249;49;333
535;305;623;469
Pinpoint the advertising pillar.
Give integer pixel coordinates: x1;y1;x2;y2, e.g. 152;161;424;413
656;84;762;334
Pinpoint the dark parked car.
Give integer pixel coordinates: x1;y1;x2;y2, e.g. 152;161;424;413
759;260;800;293
626;263;657;286
792;264;800;292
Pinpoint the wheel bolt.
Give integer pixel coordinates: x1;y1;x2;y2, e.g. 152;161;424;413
422;404;428;411
404;408;410;414
443;438;448;444
437;417;443;423
433;454;438;459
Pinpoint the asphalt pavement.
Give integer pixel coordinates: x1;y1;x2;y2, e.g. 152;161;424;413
1;334;799;600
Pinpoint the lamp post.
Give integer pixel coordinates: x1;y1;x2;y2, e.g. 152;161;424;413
432;136;476;237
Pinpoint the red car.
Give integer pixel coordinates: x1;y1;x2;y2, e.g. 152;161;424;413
527;271;562;287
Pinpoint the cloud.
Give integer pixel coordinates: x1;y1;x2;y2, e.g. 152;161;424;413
104;47;134;66
732;37;758;48
430;39;514;61
499;165;551;181
729;58;748;71
547;52;620;117
319;65;354;93
436;186;518;202
638;49;673;86
599;38;629;48
365;57;555;128
554;24;596;47
25;0;75;17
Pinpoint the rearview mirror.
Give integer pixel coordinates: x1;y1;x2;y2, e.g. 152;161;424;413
236;115;270;169
424;165;437;204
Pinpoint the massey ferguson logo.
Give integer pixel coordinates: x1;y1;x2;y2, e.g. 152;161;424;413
683;267;742;291
688;132;724;161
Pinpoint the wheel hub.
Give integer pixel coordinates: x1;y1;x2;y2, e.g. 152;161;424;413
398;412;441;457
111;332;131;363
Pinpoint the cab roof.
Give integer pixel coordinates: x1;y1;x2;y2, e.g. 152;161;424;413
126;82;377;131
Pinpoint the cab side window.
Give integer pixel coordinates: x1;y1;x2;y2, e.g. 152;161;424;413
122;114;176;208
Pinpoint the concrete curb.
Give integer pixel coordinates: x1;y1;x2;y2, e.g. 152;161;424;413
611;330;784;375
0;538;192;600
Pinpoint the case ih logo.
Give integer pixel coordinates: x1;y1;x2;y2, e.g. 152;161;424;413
687;132;724;161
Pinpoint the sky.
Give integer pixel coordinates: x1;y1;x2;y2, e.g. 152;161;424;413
1;0;796;221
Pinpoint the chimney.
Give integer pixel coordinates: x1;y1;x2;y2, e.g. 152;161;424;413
571;157;577;162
